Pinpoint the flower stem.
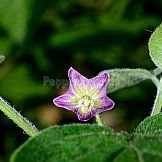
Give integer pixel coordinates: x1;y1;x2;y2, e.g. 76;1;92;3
151;77;162;116
0;97;39;137
95;114;103;126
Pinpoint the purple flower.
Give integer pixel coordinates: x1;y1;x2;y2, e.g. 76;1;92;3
53;67;115;121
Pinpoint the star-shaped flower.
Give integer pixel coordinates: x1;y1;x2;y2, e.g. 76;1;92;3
53;67;115;121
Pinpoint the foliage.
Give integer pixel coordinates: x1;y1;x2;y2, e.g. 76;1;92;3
149;23;162;70
103;68;157;93
11;113;162;162
0;0;162;162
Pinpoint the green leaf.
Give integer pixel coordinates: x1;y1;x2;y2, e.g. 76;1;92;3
0;38;12;55
10;124;127;162
135;113;162;135
113;113;162;162
102;68;156;93
10;114;162;162
0;65;51;103
112;147;139;162
0;0;32;42
149;23;162;69
131;113;162;162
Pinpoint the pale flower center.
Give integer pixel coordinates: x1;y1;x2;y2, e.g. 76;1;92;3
78;96;94;114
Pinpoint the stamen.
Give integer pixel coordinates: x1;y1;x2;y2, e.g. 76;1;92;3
78;96;94;114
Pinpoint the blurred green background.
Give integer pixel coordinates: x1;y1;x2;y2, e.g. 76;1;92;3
0;0;161;161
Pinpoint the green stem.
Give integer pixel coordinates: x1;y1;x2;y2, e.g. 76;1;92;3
151;75;160;88
0;97;39;137
151;77;162;116
95;114;103;126
152;67;162;76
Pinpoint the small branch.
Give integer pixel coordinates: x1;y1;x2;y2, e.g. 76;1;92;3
152;67;162;76
151;75;160;88
151;77;162;116
0;97;39;137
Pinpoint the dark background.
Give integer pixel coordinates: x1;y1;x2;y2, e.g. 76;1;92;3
0;0;161;161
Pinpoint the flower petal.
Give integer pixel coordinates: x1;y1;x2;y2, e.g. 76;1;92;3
92;96;115;115
68;67;88;96
76;110;92;121
88;73;109;99
53;90;77;112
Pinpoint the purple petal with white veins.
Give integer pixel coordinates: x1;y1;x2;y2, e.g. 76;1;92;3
88;73;109;98
68;67;88;95
53;90;77;112
92;96;115;115
77;110;92;121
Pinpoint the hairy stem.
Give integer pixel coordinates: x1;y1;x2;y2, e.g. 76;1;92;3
151;75;160;88
0;97;39;137
151;77;162;116
95;114;103;126
152;67;162;76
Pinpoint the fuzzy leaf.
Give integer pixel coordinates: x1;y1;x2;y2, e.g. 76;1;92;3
135;113;162;136
102;68;154;93
132;113;162;162
149;23;162;69
113;113;162;162
10;114;162;162
10;124;126;162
